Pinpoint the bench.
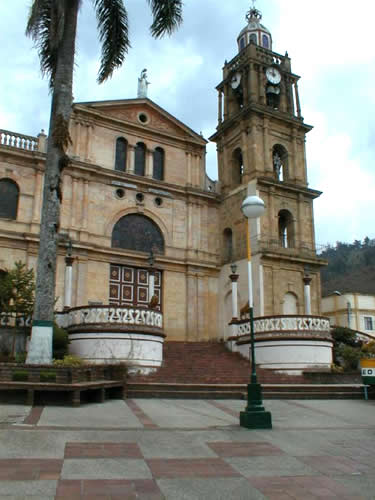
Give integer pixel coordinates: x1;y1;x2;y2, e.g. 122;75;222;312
0;380;125;406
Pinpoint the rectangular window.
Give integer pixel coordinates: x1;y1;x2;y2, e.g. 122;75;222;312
364;316;374;330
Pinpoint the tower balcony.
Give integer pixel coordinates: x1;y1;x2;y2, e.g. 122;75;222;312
255;234;325;261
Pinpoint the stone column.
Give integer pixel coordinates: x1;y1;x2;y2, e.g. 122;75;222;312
128;145;135;174
32;169;43;223
145;149;154;178
218;90;223;125
230;270;239;321
303;275;312;315
64;255;74;310
294;81;302;119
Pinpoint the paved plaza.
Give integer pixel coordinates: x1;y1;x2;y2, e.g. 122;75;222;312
0;398;374;499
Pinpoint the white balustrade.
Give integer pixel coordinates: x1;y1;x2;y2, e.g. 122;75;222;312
58;305;163;330
233;315;331;339
0;129;38;151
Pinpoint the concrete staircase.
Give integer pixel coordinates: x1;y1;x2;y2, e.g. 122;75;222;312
127;341;366;400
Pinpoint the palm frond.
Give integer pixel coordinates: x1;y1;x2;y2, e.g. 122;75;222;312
93;0;130;84
26;0;57;86
147;0;183;39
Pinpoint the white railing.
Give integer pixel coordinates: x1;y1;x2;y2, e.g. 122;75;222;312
0;313;31;327
235;315;331;337
0;129;38;151
57;305;163;330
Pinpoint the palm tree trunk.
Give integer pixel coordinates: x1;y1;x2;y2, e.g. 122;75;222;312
27;0;79;364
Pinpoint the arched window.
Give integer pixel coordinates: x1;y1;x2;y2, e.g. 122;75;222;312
272;145;288;181
112;214;164;254
0;179;19;219
223;228;233;263
239;37;246;51
153;147;164;181
278;209;294;248
232;148;244;185
249;33;257;45
283;292;298;315
262;34;270;49
114;137;127;172
134;142;146;176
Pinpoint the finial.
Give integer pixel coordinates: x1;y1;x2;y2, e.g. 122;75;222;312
246;0;262;22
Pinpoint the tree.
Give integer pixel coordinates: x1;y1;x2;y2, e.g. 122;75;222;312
25;0;183;364
0;262;35;357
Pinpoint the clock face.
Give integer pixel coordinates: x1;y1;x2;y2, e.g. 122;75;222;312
266;67;281;85
231;72;242;90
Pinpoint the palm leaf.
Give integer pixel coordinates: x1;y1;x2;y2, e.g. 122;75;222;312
93;0;130;83
148;0;183;39
26;0;59;87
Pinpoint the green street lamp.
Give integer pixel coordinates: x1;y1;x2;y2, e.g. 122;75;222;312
240;195;272;430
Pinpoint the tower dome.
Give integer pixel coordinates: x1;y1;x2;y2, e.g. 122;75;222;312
237;5;272;52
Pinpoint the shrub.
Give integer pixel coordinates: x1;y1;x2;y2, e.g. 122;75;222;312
15;352;27;364
12;370;29;381
40;370;57;382
53;323;70;359
336;344;361;371
361;340;375;359
53;355;84;367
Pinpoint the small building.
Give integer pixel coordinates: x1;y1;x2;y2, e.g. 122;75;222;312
322;293;375;339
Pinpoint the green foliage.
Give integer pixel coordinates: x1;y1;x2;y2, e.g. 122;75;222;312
12;370;29;381
336;344;361;371
0;261;35;320
361;340;375;359
321;237;375;295
53;355;84;367
331;327;360;348
53;323;69;359
15;352;27;364
39;370;56;382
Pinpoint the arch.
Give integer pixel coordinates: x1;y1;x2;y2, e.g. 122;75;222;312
249;33;257;45
278;209;294;248
283;292;298;315
153;147;164;181
134;142;146;176
114;137;128;172
223;228;233;263
112;213;165;254
272;144;289;181
232;148;244;185
0;178;19;219
262;34;270;49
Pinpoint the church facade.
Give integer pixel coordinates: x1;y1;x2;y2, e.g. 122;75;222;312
0;7;330;370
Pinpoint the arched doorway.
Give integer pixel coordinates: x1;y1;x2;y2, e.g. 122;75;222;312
110;214;164;310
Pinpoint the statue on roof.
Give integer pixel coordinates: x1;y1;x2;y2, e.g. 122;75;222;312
138;68;150;98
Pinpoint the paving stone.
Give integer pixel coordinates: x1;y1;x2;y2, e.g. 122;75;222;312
61;458;152;480
226;455;318;477
157;478;267;500
146;458;241;478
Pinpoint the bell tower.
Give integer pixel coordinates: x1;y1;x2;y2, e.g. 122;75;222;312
211;4;326;320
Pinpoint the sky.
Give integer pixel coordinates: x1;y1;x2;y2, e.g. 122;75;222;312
1;0;375;247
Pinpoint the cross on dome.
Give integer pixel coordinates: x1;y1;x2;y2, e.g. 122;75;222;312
246;0;262;22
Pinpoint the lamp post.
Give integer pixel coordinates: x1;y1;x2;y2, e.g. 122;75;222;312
240;195;272;430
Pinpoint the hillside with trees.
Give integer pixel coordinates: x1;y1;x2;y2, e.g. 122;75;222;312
320;237;375;296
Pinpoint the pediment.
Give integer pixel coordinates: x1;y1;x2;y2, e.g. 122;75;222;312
75;98;206;145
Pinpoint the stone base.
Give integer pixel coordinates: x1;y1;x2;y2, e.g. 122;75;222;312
26;323;53;365
240;409;272;429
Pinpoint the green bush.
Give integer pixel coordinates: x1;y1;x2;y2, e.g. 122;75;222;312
361;340;375;359
53;323;70;359
12;370;29;381
336;344;361;371
40;370;57;382
53;354;84;367
15;352;27;364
